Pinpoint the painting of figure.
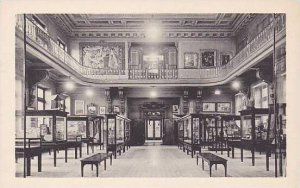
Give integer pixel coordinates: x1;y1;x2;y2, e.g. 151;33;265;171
200;50;216;67
80;42;125;73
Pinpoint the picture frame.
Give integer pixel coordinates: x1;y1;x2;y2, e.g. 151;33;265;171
99;106;106;115
217;102;231;113
202;102;216;112
200;49;217;68
75;100;85;115
184;52;198;69
219;51;233;66
172;105;179;114
87;103;98;115
113;105;120;114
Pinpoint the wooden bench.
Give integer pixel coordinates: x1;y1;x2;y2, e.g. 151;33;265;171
208;147;231;157
80;153;113;177
196;153;227;177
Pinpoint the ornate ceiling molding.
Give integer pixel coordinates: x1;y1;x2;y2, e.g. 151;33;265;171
46;13;256;39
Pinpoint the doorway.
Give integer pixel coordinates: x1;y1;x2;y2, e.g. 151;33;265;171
146;119;162;140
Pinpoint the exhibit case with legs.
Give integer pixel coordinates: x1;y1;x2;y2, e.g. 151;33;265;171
106;114;131;158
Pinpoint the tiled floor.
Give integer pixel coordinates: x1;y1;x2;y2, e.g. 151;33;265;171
15;144;286;178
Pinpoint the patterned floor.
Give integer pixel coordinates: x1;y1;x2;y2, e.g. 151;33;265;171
15;144;285;177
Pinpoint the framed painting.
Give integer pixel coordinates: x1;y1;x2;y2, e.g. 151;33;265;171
202;102;216;112
113;105;120;114
172;105;179;114
79;42;125;74
75;100;85;115
217;102;231;113
184;52;198;69
87;103;98;115
219;52;233;66
200;49;217;68
99;106;106;115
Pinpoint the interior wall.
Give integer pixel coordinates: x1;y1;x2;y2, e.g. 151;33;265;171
178;39;236;69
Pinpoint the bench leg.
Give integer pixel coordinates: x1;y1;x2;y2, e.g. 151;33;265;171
215;164;217;170
241;148;243;162
80;145;82;158
266;152;269;171
232;146;234;158
75;147;78;159
224;162;227;177
202;158;204;170
26;157;31;176
104;159;107;170
38;154;42;172
96;164;99;177
209;163;212;177
54;149;57;167
81;163;84;177
197;155;198;165
110;155;112;165
65;149;67;163
227;149;229;157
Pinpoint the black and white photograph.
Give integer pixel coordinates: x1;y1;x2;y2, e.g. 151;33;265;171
13;11;288;178
1;0;300;188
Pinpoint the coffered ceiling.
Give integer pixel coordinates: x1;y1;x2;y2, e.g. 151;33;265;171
46;13;256;38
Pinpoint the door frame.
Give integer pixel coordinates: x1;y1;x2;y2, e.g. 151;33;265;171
145;118;163;140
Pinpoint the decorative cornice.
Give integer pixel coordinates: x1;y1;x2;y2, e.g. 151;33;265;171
46;13;255;39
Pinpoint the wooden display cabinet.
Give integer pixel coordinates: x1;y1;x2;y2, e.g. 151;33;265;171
106;114;131;159
177;114;203;158
67;115;105;155
239;107;269;166
22;110;68;168
220;115;241;158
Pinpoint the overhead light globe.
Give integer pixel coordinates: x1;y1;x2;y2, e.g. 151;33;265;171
86;89;94;97
150;90;157;98
64;82;75;91
214;89;221;95
232;80;241;90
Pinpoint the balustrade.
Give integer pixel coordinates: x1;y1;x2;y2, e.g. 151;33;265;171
15;14;286;81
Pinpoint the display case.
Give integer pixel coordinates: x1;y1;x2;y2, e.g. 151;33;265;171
67;115;104;154
219;115;241;158
239;107;269;166
106;114;131;158
177;114;203;158
23;110;68;167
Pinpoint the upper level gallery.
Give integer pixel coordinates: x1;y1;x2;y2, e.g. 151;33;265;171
15;14;286;86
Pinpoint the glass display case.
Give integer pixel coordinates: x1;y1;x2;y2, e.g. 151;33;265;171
106;114;131;158
23;110;68;167
177;114;203;157
220;115;241;139
67;115;105;154
24;110;68;142
239;107;270;166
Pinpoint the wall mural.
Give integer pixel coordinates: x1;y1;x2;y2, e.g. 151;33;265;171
80;42;125;74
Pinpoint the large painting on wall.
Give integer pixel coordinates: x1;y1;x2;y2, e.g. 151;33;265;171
200;49;217;68
202;102;216;112
217;102;231;113
75;100;85;115
80;42;125;74
184;52;198;69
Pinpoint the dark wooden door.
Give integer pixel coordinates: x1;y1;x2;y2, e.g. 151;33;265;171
163;119;174;145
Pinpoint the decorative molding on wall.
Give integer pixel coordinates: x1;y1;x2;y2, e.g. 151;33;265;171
46;14;257;39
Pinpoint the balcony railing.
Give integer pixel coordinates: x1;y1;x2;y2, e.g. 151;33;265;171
15;14;286;82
